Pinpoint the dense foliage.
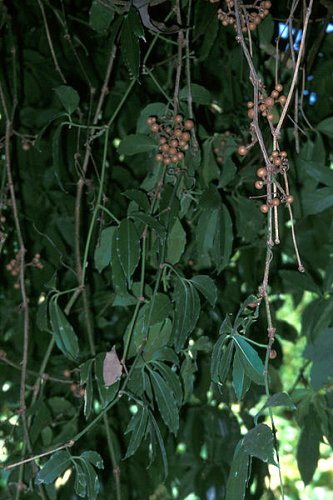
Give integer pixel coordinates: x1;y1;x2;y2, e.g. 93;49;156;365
1;0;333;498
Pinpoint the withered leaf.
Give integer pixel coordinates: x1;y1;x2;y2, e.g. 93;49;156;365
103;346;123;386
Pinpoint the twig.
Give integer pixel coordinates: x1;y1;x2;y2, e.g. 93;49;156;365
4;441;75;471
274;0;314;140
37;0;67;83
173;0;184;114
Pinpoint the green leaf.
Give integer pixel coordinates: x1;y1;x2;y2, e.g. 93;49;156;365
144;319;172;356
94;226;116;273
172;279;200;352
303;187;333;215
125;405;149;458
212;205;233;272
179;84;211;105
89;0;114;32
279;269;321;294
148;410;168;479
80;359;94;419
154;361;183;406
145;293;171;326
233;335;264;385
54;85;80;115
254;392;296;424
181;353;197;402
118;134;157;156
35;451;71;485
74;462;87;497
80;459;99;500
131;211;166;238
116;219;141;286
123;189;150;211
121;9;141;78
317;116;333;138
81;451;104;469
190;275;217;307
112;229;128;295
49;298;79;361
297;412;322;485
149;369;179;434
211;333;227;383
243;424;277;465
304;328;333;390
225;442;250;500
166;218;186;265
232;349;250;400
136;102;167;134
303;161;333;187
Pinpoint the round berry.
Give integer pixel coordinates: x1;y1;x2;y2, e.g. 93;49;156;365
256;167;267;178
280;151;288;158
269;349;277;359
275;83;283;92
267;113;274;121
248;109;255;119
170;139;179;148
177;151;184;160
181;132;191;142
247;101;254;109
249;23;256;31
22;142;30;151
178;140;186;148
169;147;177;155
163;157;172;165
272;150;279;157
264;97;274;108
238;145;247;156
224;131;231;136
279;95;287;105
171;154;179;163
255;180;264;189
161;143;170;152
259;103;266;112
273;158;281;166
147;116;156;125
63;369;71;378
174;114;183;123
260;204;269;214
264;1;272;8
174;128;182;138
271;90;279;98
155;154;163;162
184;119;194;130
254;15;261;25
150;123;159;133
271;198;280;207
159;137;167;144
286;195;294;205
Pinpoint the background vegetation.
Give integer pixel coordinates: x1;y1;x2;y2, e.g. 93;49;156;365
0;0;333;498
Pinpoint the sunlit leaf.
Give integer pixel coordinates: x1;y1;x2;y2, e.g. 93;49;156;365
35;451;71;485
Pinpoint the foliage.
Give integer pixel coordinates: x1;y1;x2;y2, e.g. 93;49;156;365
0;0;333;498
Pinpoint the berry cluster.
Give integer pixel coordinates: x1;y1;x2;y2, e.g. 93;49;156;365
147;115;194;166
213;130;232;164
247;84;287;121
6;252;43;289
254;151;294;213
216;0;272;32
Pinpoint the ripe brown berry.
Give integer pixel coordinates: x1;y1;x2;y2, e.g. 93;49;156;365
248;109;255;119
22;142;30;151
267;113;274;121
275;83;283;92
171;154;179;163
224;131;231;136
183;144;189;151
264;1;272;8
70;383;77;393
271;198;280;207
279;95;287;105
249;23;256;31
155;154;163;162
259;103;266;112
280;151;288;158
273;158;281;166
272;150;279;157
184;119;194;130
146;116;156;125
178;140;186;148
169;147;177;155
260;204;269;214
247;101;254;109
170;139;179;148
269;349;277;359
238;145;247;156
163;157;172;165
159;137;167;144
254;15;261;25
63;369;71;378
271;90;279;98
241;26;247;33
286;195;294;205
161;143;170;152
256;167;267;178
177;152;184;160
174;128;182;138
175;114;183;123
264;97;274;108
255;180;264;189
181;132;191;142
150;123;159;133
